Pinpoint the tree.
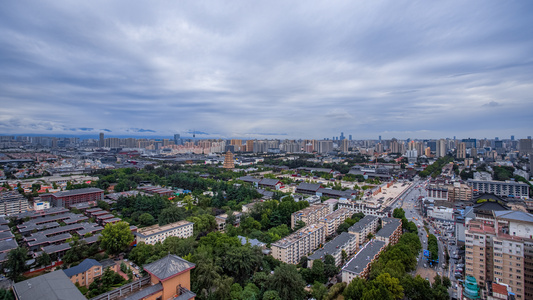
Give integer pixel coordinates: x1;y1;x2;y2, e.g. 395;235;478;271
267;264;305;300
372;273;404;300
262;290;281;300
0;288;15;300
4;247;28;281
99;221;134;255
223;246;263;284
324;255;338;279
311;281;328;300
36;252;51;267
139;213;155;226
341;250;348;265
299;256;308;268
242;283;260;300
310;259;326;283
344;277;366;300
159;206;185;225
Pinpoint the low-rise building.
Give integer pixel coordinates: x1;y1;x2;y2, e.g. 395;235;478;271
40;188;104;208
13;271;86;300
63;258;103;287
271;223;326;264
342;240;386;283
135;220;193;245
467;179;529;198
215;211;242;231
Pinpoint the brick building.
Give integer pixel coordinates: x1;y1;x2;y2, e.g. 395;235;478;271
41;188;104;208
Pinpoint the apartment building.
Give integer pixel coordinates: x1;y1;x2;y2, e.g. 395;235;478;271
308;232;356;268
449;181;473;202
467;179;529;198
341;240;386;283
375;218;402;246
319;208;352;236
465;206;533;299
271;224;326;264
0;191;29;215
135;220;193;245
348;215;379;249
291;203;331;229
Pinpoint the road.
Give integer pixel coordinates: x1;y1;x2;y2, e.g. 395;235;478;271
399;178;462;298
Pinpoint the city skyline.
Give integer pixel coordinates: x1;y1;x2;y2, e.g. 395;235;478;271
1;1;532;139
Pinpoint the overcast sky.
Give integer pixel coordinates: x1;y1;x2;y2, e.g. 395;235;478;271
1;1;532;140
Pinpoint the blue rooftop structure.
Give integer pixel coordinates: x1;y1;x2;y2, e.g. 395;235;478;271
63;258;101;277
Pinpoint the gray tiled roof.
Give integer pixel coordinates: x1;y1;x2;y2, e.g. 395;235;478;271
296;183;322;191
309;232;354;261
494;210;533;222
144;254;195;280
63;258;101;277
348;215;378;233
13;270;86;300
259;178;281;186
342;240;386;275
375;218;401;238
0;239;18;253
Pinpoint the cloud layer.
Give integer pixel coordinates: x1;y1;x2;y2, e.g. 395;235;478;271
1;1;532;139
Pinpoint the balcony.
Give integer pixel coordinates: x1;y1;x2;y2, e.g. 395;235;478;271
174;286;196;300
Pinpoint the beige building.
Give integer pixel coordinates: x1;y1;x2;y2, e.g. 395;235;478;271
291;203;331;229
223;151;235;169
319;208;352;236
449;181;473;202
215;211;242;231
135;220;193;245
375;218;402;246
271;224;326;264
348;215;379;249
465;205;533;299
457;142;466;159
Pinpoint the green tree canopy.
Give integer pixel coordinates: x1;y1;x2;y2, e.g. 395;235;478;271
4;247;28;282
99;221;134;255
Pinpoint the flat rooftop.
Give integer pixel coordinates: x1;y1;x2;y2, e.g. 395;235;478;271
272;223;325;248
136;220;192;238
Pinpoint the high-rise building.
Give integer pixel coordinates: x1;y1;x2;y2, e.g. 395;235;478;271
511;135;515;141
375;143;383;154
390;139;400;153
340;132;345;140
223;151;234;169
519;139;532;156
465;206;533;299
436;139;447;157
349;135;352;141
246;140;254;152
173;134;181;146
340;139;349;153
99;132;104;147
457;142;466;159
